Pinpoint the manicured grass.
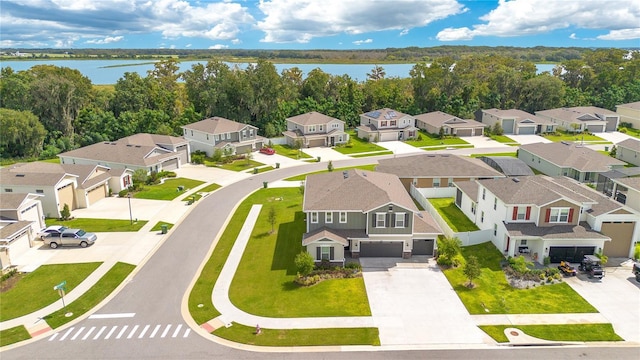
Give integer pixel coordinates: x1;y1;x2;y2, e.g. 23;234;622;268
470;152;517;158
271;144;313;159
229;188;370;317
45;218;147;232
182;183;223;202
489;135;518;144
442;242;597;314
405;131;470;148
284;164;377;181
208;159;265;172
150;221;174;232
0;326;30;347
246;166;275;174
428;198;479;232
541;132;609;143
424;145;474;151
333;131;388;155
350;151;393;158
40;158;61;164
214;323;380;346
0;263;102;321
479;324;623;343
621;127;640;139
199;183;222;193
133;178;205;200
45;262;135;329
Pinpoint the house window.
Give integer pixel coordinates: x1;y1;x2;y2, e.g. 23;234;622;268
395;213;405;228
515;206;529;220
309;125;316;132
320;246;331;260
481;211;485;223
390;120;396;126
215;134;219;141
521;239;527;245
493;198;497;210
36;189;44;194
548;208;571;223
339;212;347;223
325;212;333;223
249;129;254;137
226;133;231;140
448;178;453;187
433;178;440;187
471;202;476;214
482;188;486;200
242;130;247;138
381;121;388;127
376;213;386;228
310;212;318;223
191;130;193;136
5;189;13;192
494;224;497;236
319;125;323;132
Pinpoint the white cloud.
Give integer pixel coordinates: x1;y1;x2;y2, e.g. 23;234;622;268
399;29;409;36
257;0;466;43
436;0;640;41
209;44;229;49
353;39;373;45
597;28;640;40
86;36;124;44
231;39;241;44
569;33;577;39
185;43;192;48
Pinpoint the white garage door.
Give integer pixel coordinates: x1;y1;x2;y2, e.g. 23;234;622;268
162;158;179;171
587;124;605;133
380;132;398;141
517;126;536;135
10;232;31;260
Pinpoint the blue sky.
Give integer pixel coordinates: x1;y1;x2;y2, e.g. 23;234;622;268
1;0;639;49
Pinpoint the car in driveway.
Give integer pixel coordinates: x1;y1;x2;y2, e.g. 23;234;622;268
259;147;275;155
37;225;68;240
43;228;97;248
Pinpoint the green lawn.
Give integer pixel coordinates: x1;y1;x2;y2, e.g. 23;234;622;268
271;144;313;159
428;198;479;232
150;221;174;232
133;178;204;200
199;183;222;193
284;164;377;181
333;131;388;155
207;159;265;172
0;263;102;321
45;218;147;232
182;183;222;202
541;131;609;143
40;158;61;164
246;166;275;174
479;324;623;343
214;323;380;346
0;326;30;347
443;242;597;314
350;151;393;158
229;188;371;317
489;135;518;144
621;127;640;139
45;262;135;328
470;152;517;158
405;131;470;148
423;145;475;151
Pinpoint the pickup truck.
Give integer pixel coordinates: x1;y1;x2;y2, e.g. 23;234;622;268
43;228;97;249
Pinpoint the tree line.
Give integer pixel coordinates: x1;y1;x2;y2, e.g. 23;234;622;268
1;48;639;160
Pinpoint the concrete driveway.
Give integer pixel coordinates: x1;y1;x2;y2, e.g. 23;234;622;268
563;261;640;342
460;136;509;149
596;131;635;144
508;134;552;145
303;147;352;161
376;141;424;155
360;257;487;346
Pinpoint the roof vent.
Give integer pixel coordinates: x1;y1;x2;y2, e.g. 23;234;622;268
135;145;141;148
512;178;520;183
343;171;349;179
126;144;132;147
15;174;25;177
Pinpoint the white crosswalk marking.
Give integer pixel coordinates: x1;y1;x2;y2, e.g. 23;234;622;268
138;324;150;338
172;324;182;338
93;326;107;340
160;324;172;338
71;327;85;340
183;328;191;338
149;324;161;338
48;333;59;341
127;325;139;339
104;326;117;340
59;327;74;341
116;325;128;339
82;327;96;340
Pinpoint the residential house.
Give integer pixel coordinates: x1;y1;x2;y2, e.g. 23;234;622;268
61;164;112;209
415;111;485;137
478;109;556;135
59;133;188;173
356;108;418;142
282;112;349;148
0;193;45;269
182;117;264;156
518;142;626;182
616;138;640;167
302;169;441;262
599;176;640;212
454;175;639;263
478;156;535;177
536;106;619;133
615;101;640;129
376;154;505;195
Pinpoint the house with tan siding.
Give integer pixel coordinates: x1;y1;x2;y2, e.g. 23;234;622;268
415;111;485;137
282;112;349;148
536;106;619;133
616;101;640;129
479;109;556;135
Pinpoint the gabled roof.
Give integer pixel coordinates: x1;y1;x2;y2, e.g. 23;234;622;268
520;142;625;172
0;193;39;210
361;108;411;120
454;180;480;202
61;164;111;190
414;111;485;128
617;138;640;152
125;133;187;146
616;101;640;111
59;141;177;167
0;162;77;187
482;109;552;125
0;221;33;240
413;212;442;234
551;176;631;216
302;227;367;246
376;154;504;178
476;175;593;206
303;169;418;213
614;177;640;192
505;222;610;240
287;112;341;126
182;117;256;134
536;107;616;123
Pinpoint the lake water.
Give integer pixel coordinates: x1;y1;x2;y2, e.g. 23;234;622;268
0;59;556;85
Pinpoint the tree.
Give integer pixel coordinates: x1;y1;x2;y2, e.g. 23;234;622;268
436;236;462;266
0;108;47;158
609;145;617;157
294;252;315;276
60;204;71;221
463;255;481;288
327;160;334;172
268;206;277;234
132;168;148;189
491;122;504;136
367;65;386;81
438;126;445;139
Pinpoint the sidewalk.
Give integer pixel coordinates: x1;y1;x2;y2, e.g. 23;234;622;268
472;313;610;325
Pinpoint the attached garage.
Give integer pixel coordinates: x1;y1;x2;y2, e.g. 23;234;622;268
307;138;325;148
587;124;605;133
601;221;635;257
502;119;515;134
161;158;179;171
606;118;618;132
455;128;473;137
549;246;595;263
359;241;403;257
57;183;76;210
412;239;434;255
86;185;107;206
379;132;398;142
175;144;189;164
517;126;536;135
235;144;252;155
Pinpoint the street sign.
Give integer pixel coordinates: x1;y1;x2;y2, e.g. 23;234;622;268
53;280;66;291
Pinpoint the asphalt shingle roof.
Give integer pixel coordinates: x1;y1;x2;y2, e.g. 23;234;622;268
617;138;640;152
287;112;341;126
0;162;76;187
505;222;610;240
414;111;485;129
476;175;594;206
376;154;504;178
0;193;30;210
59;141;178;167
182;117;255;134
482;109;553;125
520;142;625;172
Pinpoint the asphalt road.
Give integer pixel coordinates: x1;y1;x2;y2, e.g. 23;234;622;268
2;156;640;360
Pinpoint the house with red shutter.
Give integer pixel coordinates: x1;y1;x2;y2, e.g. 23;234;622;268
454;175;639;264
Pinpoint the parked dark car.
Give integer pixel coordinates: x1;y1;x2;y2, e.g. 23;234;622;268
44;229;97;248
579;255;604;279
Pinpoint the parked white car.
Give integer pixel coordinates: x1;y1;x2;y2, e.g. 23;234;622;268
37;225;68;240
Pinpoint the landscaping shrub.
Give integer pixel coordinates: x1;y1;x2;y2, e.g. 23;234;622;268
294;266;362;287
60;204;71;221
118;189;129;197
436;236;462;267
294;252;314;276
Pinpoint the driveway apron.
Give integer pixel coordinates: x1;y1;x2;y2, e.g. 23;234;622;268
360;257;486;345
